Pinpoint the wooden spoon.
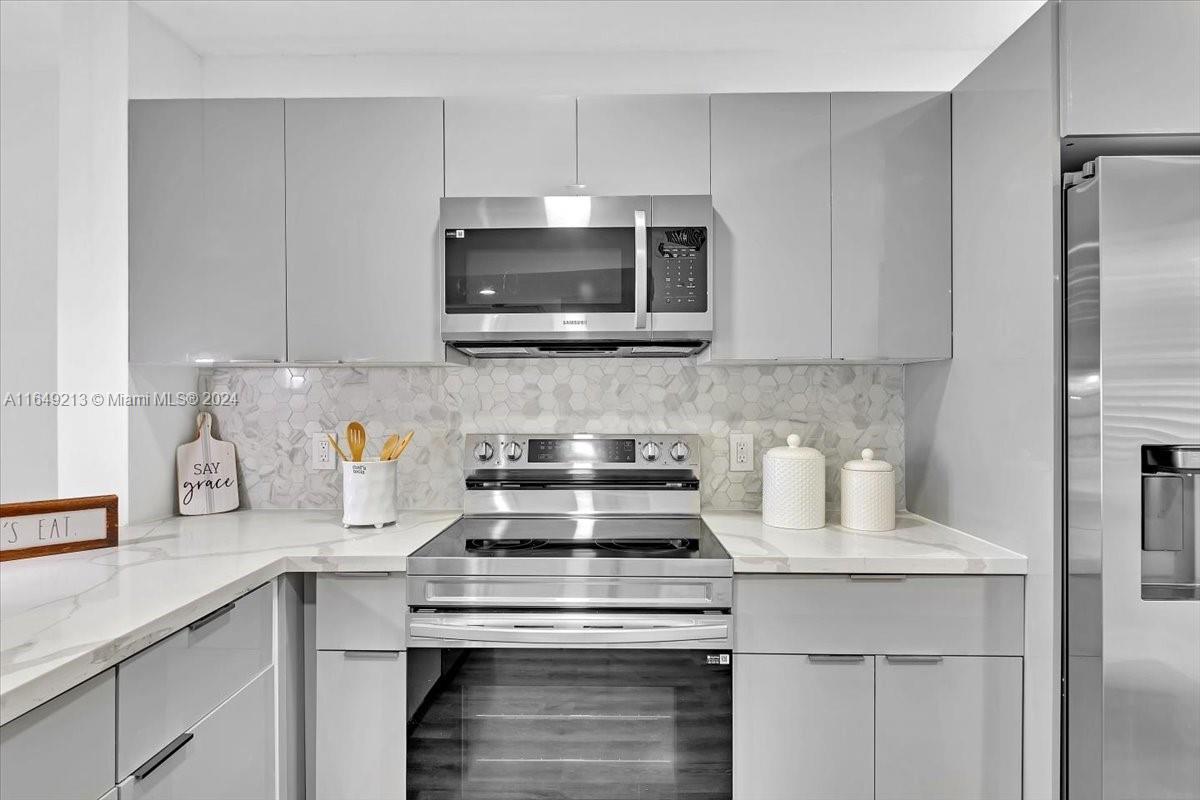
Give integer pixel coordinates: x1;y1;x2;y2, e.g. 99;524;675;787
346;421;367;462
326;433;351;463
387;430;415;461
378;434;401;461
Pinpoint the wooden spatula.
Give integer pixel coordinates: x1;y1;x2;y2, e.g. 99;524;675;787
346;421;367;462
386;430;415;461
378;434;401;461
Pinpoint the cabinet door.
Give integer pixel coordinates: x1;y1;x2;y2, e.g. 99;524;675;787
129;100;286;364
1060;0;1200;135
445;96;577;196
831;92;951;361
577;94;709;195
121;667;274;800
0;669;116;800
285;98;444;363
316;650;406;800
875;655;1022;800
734;654;873;800
710;93;831;360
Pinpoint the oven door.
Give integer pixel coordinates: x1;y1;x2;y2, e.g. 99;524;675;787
406;613;733;800
441;196;650;339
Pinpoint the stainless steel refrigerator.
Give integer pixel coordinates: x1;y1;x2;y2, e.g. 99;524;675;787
1065;155;1200;799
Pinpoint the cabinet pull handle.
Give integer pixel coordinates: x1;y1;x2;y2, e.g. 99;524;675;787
332;571;391;578
188;602;234;632
343;650;401;659
848;574;907;581
885;655;944;664
134;732;194;780
633;209;648;330
807;654;866;664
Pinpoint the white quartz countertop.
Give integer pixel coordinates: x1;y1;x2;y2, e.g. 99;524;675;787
705;510;1028;575
0;509;459;725
1;507;1025;726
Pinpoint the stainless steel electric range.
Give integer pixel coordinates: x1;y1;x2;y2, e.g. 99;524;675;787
405;433;733;800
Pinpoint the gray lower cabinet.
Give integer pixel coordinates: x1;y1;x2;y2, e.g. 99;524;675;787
316;649;407;800
99;790;119;800
875;655;1023;800
831;92;951;361
129;99;286;364
445;96;578;196
734;654;874;800
1060;0;1200;135
119;667;275;800
0;669;116;800
285;98;445;363
710;93;833;361
576;94;710;195
314;572;406;651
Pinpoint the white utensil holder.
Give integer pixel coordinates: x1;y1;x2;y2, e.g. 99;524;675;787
342;459;398;528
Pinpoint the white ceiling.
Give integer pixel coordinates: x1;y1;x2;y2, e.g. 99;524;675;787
136;0;1043;58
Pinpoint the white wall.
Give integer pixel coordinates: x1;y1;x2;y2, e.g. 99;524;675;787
0;67;59;503
126;2;204;521
905;5;1060;799
56;0;131;512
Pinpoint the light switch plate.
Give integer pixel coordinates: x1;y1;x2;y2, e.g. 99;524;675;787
312;432;335;470
730;433;754;472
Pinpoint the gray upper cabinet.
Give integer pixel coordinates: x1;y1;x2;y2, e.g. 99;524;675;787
875;655;1023;800
285;98;445;363
710;93;832;361
576;94;710;195
734;654;874;800
130;100;286;364
445;96;577;196
831;92;951;361
1060;0;1200;135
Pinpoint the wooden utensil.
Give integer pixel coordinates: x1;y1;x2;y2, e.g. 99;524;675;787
387;430;415;461
327;434;351;462
379;434;401;461
346;422;367;462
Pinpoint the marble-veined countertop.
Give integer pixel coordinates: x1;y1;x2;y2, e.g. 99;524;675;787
1;507;1025;725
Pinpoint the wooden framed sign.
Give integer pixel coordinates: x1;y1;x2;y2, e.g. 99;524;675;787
0;495;118;562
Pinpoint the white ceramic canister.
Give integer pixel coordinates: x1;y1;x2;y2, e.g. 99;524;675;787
839;448;896;532
762;434;826;529
342;458;398;528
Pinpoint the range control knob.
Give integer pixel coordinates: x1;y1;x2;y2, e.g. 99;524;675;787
504;441;524;462
473;441;494;462
641;442;661;462
669;441;690;463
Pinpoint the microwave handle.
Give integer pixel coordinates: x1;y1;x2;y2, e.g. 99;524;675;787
634;209;648;329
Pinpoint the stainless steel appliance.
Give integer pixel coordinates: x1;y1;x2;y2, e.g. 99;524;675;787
406;433;733;799
1064;156;1200;799
440;196;712;357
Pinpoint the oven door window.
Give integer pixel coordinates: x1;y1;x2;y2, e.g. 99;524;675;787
444;228;635;314
407;648;732;799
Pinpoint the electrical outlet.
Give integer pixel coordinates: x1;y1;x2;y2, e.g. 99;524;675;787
730;433;754;472
312;432;335;470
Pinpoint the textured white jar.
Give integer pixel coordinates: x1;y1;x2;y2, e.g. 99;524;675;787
840;449;896;531
342;459;398;528
762;434;826;529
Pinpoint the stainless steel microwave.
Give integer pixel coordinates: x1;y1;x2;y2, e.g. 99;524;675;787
440;195;712;358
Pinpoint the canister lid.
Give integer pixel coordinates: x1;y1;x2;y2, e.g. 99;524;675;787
842;448;893;472
765;434;825;461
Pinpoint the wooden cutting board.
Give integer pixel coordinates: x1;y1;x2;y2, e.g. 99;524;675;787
176;412;239;515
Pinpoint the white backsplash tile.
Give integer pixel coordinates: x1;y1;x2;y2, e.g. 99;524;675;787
201;360;904;511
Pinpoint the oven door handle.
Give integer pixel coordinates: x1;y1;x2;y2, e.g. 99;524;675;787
633;209;648;330
409;620;728;645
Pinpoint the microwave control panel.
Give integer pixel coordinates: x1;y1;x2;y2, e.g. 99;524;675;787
649;227;708;312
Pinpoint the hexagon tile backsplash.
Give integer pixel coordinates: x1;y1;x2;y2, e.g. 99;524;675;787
201;360;904;512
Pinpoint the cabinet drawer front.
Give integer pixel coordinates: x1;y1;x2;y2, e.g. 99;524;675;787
734;575;1023;655
315;650;407;800
315;573;406;650
118;583;273;779
121;667;275;800
0;669;116;800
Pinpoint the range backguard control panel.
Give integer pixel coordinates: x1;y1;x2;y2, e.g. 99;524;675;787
649;227;708;313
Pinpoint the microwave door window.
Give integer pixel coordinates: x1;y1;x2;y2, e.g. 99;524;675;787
445;228;635;314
